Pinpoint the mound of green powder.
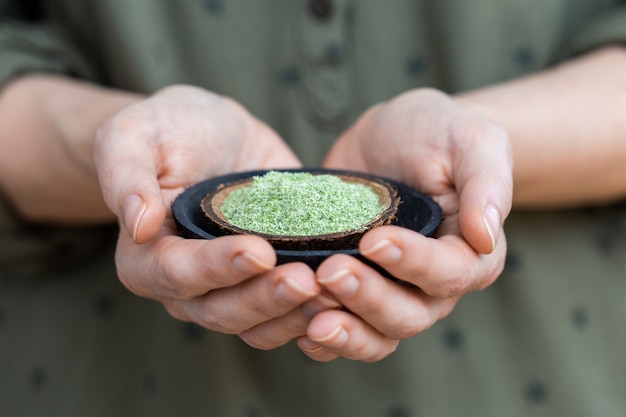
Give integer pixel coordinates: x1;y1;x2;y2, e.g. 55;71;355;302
221;171;384;236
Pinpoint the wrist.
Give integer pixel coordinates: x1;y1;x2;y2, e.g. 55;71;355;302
0;74;143;223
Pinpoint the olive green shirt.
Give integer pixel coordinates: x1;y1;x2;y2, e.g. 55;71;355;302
1;1;626;416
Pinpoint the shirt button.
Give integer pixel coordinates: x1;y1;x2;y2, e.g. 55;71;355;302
308;0;333;21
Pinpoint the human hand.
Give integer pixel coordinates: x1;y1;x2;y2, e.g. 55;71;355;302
94;85;328;348
298;88;513;361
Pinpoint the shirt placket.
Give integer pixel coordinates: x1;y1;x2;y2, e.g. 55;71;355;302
295;0;352;127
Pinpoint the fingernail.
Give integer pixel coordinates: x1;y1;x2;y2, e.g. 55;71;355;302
317;269;359;297
276;276;317;303
483;205;501;251
232;252;273;273
313;325;349;347
122;194;146;242
298;337;322;353
360;239;402;264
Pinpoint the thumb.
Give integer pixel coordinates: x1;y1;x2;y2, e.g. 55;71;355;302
95;125;167;244
458;176;511;254
116;175;166;244
456;136;513;254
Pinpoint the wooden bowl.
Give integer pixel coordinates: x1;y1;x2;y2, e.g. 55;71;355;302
200;173;400;251
172;168;443;279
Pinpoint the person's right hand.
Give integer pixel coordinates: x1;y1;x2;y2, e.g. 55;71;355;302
94;85;334;349
298;88;513;362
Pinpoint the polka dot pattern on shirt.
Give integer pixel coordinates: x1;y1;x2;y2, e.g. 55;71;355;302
202;0;224;15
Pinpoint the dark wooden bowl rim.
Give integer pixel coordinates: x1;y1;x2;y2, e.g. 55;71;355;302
172;168;443;279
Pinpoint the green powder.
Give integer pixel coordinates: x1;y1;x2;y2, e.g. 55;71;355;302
221;171;384;236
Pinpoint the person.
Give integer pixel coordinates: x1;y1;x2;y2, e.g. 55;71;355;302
0;1;624;416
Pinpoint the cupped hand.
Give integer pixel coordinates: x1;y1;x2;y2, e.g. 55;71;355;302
299;88;513;361
94;85;325;349
95;84;301;243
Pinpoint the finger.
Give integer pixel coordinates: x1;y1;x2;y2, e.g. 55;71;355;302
316;254;454;339
238;291;341;350
452;119;513;254
297;337;339;362
300;291;342;319
304;310;400;362
359;225;506;298
238;308;309;350
169;262;319;334
95;115;166;243
115;231;277;300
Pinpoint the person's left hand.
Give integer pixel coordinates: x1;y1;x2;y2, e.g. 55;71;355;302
297;88;513;362
94;85;330;350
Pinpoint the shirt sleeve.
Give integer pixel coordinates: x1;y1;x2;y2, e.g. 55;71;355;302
0;8;95;89
0;4;109;276
563;7;626;57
